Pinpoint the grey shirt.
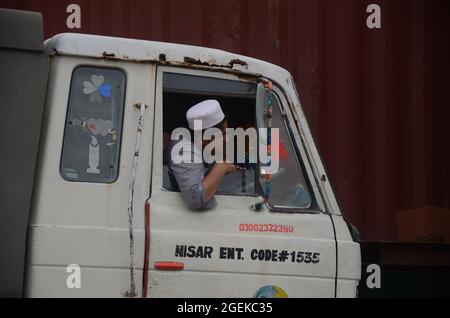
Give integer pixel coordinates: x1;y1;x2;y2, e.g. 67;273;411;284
168;140;217;210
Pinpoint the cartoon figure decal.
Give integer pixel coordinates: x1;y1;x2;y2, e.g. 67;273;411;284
77;74;115;174
71;118;115;175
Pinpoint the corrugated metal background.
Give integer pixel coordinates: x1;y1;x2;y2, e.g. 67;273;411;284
1;0;449;242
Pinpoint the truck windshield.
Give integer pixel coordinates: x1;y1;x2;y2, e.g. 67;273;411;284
261;92;313;210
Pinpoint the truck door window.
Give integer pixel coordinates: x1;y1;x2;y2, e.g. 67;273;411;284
162;72;258;196
60;66;126;183
262;92;314;210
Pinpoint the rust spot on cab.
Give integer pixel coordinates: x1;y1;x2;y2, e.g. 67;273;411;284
229;59;248;67
184;56;210;66
102;51;116;59
52;48;61;56
184;56;230;68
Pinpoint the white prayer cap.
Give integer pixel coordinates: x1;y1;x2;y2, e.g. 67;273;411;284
186;100;225;130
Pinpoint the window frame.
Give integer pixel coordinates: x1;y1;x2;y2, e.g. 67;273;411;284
155;66;261;198
260;84;326;214
59;65;127;184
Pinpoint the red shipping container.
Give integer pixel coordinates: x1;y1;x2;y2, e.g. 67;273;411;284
396;207;450;242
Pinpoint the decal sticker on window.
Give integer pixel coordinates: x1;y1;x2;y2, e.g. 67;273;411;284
82;74;112;103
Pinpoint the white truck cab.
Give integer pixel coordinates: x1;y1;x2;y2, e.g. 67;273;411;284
0;10;360;298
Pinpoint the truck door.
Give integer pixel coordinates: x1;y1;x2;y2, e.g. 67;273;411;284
146;66;336;298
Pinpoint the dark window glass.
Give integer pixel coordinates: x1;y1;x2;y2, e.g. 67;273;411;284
60;67;126;183
163;73;256;98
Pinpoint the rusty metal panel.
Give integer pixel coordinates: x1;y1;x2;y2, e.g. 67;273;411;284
1;0;448;242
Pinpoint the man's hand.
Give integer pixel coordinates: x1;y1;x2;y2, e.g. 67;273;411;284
203;162;244;202
224;162;245;174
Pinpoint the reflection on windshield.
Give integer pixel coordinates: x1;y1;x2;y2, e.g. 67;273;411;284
261;94;312;209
